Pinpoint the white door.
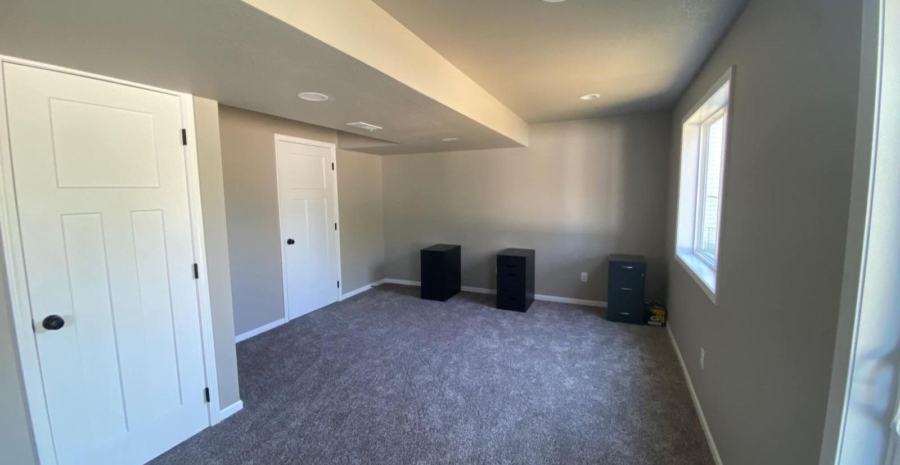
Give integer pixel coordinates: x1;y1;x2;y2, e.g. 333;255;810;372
275;136;340;320
3;63;209;465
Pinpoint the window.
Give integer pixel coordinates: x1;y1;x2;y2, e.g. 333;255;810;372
695;108;727;267
675;68;733;304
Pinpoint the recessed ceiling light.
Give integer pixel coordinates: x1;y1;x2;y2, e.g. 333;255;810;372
298;92;330;102
579;93;601;101
442;137;458;142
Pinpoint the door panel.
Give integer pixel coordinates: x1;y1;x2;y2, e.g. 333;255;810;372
60;213;128;445
276;138;339;321
131;210;182;413
284;198;310;319
3;62;208;465
49;99;161;188
307;197;332;311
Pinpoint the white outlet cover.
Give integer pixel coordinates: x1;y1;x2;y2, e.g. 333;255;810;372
581;272;588;282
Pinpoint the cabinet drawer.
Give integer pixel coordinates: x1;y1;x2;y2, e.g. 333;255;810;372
609;265;644;286
498;269;524;282
609;280;643;298
608;309;642;324
607;255;646;324
420;255;444;269
496;248;535;312
497;293;527;312
608;286;644;324
498;257;524;270
610;262;645;273
420;245;461;302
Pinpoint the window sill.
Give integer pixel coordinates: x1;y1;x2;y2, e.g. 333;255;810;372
675;250;718;305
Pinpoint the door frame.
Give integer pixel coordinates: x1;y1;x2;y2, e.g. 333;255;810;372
273;134;343;322
0;55;221;465
819;0;895;462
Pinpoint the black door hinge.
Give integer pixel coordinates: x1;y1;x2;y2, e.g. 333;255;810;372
331;162;335;170
182;129;188;146
337;281;340;288
334;223;338;231
204;387;210;403
193;263;199;279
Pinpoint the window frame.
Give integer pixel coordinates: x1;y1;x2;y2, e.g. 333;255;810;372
693;107;728;269
674;67;734;305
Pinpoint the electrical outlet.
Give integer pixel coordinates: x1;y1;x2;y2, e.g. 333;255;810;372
581;272;588;283
700;348;705;370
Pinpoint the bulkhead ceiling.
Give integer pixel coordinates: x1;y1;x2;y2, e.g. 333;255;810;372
373;0;750;123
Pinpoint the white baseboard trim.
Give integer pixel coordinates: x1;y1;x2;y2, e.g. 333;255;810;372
341;279;386;300
383;278;420;287
235;318;286;343
667;325;723;465
382;279;607;308
239;280;389;343
219;400;244;421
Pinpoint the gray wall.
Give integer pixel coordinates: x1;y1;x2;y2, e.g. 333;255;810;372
0;244;37;465
193;97;241;410
664;0;863;464
220;105;337;336
219;106;386;336
382;113;672;302
337;149;386;292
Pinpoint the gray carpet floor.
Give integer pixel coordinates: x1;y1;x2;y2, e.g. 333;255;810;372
151;284;713;465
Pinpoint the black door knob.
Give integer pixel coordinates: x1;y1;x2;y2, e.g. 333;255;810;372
42;315;65;331
287;239;295;245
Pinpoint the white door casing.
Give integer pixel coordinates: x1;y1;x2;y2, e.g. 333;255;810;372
275;135;341;321
0;57;219;465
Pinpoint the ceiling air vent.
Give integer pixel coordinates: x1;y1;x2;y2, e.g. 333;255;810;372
346;122;383;132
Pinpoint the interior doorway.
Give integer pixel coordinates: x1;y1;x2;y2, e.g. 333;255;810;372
0;57;219;465
275;134;342;321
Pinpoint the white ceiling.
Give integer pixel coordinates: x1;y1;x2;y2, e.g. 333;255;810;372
372;0;750;123
0;0;749;154
0;0;524;155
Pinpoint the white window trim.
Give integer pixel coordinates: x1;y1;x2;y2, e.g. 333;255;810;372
675;67;735;306
675;252;719;304
693;107;727;269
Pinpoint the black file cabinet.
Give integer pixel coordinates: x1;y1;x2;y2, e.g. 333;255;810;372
607;255;646;324
497;249;535;312
421;244;461;301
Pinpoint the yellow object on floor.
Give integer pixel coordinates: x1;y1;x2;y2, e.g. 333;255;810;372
646;301;667;327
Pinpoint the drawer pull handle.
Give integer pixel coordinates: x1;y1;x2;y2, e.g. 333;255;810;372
622;266;633;269
621;287;632;291
620;312;631;316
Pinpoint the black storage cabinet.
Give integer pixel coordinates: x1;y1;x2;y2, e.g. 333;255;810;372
496;248;535;312
420;244;461;301
607;255;646;324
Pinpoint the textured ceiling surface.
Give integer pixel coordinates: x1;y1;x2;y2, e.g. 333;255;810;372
0;0;522;154
0;0;749;154
373;0;750;123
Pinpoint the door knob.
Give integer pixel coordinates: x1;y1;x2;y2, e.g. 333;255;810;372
42;315;65;331
287;239;295;245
